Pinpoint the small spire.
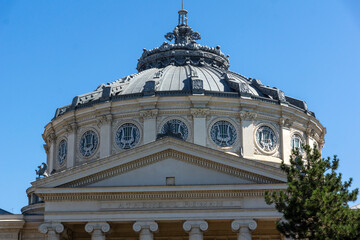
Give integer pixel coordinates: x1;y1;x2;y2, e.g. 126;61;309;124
178;0;188;25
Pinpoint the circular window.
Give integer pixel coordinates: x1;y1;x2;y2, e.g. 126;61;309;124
291;134;303;152
58;140;67;166
161;119;188;140
210;120;237;147
115;123;140;149
80;130;98;157
256;125;278;152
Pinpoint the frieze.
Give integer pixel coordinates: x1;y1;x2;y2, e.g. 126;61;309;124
38;189;268;202
100;199;242;210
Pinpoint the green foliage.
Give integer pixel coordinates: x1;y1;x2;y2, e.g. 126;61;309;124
265;145;360;240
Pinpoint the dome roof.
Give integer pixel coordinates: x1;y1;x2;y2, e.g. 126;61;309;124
54;8;313;119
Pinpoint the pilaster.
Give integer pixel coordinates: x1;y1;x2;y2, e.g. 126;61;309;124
279;117;293;164
231;219;257;240
66;122;77;168
190;108;209;146
239;111;257;158
140;109;158;144
85;222;110;240
183;220;208;240
133;221;158;240
97;114;113;158
39;222;64;240
46;131;56;174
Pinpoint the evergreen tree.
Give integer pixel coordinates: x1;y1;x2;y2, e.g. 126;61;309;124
265;145;360;239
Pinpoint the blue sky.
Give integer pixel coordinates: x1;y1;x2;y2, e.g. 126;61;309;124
0;0;359;213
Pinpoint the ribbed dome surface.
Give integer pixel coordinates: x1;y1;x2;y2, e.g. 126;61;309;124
112;65;259;95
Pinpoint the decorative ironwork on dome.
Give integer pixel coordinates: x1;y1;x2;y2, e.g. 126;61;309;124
137;7;229;72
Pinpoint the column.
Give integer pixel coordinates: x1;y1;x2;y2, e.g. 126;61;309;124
183;220;208;240
66;122;77;168
85;222;110;240
133;221;158;240
231;219;257;240
39;222;64;240
279;118;293;164
190;108;209;146
97;114;112;158
239;111;257;158
46;131;57;174
140;109;158;144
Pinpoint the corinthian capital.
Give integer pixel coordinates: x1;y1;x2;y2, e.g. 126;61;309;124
190;108;210;117
239;111;257;121
140;109;159;119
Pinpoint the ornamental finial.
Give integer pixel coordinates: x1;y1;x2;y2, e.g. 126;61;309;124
164;5;201;44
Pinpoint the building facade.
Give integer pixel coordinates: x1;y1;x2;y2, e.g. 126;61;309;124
0;7;325;240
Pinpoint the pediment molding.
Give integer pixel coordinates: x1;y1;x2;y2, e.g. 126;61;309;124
59;149;282;188
32;137;286;188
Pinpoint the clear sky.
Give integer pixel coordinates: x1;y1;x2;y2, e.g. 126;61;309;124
0;0;359;213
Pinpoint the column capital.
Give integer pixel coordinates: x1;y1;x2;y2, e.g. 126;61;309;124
133;221;158;233
239;111;257;121
183;220;208;232
139;109;159;119
231;219;257;231
39;222;64;234
85;222;110;234
190;108;210;117
279;117;293;128
65;122;78;133
97;114;113;127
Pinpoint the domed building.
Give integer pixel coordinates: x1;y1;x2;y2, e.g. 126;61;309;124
0;7;325;240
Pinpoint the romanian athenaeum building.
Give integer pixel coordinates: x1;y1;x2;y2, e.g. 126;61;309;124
0;6;325;240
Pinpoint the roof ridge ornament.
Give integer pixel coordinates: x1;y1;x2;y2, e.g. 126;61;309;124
164;5;201;44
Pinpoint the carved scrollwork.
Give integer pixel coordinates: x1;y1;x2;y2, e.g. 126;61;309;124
183;220;208;232
39;222;64;234
85;222;110;234
133;221;159;233
231;219;257;231
164;32;175;41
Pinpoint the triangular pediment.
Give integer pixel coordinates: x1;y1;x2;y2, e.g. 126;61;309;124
32;137;286;189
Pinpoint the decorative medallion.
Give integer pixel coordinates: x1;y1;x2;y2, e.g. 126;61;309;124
256;125;278;152
115;123;140;149
210;120;237;147
80;130;98;157
291;134;303;152
161;119;188;140
57;139;67;166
